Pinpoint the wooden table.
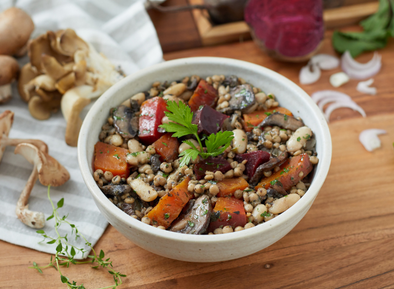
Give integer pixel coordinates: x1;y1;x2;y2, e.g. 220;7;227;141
2;29;394;288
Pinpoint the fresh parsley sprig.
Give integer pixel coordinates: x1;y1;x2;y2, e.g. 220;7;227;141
30;186;126;289
159;101;233;167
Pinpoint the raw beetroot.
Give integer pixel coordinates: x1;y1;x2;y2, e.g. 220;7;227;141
194;156;232;180
244;0;324;60
235;151;270;179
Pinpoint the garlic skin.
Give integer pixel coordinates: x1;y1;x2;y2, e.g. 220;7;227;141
329;72;349;88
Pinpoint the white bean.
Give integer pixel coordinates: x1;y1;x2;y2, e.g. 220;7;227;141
286;126;312;153
163;83;186;97
232;129;247;154
269;194;300;214
128;179;158;202
255;92;267;104
128;139;143;153
252;204;268;224
130;92;146;105
178;139;199;154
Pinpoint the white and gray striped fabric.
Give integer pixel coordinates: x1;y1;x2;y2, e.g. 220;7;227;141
0;0;163;259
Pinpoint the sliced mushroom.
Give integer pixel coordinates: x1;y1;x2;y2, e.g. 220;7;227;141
150;154;161;174
259;112;304;131
170;195;212;234
223;84;256;114
101;184;132;196
250;152;288;186
24;75;57;101
112;102;140;140
0;55;19;104
0;7;34;56
14;143;70;228
222;75;239;88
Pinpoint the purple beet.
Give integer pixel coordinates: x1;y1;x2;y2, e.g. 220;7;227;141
194;156;232;180
235;151;270;179
244;0;324;60
192;105;229;136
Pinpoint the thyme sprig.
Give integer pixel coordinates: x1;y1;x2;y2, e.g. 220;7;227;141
30;186;126;289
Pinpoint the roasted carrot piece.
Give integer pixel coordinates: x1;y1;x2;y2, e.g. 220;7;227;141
146;177;192;228
243;107;293;132
208;197;247;232
255;154;313;191
93;142;130;178
217;177;249;197
152;133;180;162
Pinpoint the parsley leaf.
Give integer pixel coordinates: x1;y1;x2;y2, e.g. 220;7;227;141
203;131;234;158
179;148;199;168
159;101;198;138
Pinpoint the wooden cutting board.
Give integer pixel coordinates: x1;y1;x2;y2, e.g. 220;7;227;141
1;29;394;288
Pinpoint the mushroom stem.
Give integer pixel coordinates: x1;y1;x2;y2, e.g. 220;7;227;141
1;133;49;154
0;84;12;104
15;163;45;229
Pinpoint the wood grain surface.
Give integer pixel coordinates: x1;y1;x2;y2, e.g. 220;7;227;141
1;30;394;289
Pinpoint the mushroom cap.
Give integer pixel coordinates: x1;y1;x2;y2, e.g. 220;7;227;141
28;93;62;120
14;143;70;187
18;63;40;102
28;32;72;73
49;28;89;57
0;7;34;56
41;54;69;80
0;55;19;86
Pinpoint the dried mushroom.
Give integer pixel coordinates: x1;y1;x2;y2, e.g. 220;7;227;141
14;143;70;228
19;28;124;146
0;110;69;228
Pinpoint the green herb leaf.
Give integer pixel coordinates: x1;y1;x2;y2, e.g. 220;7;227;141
159;101;197;138
60;275;68;283
360;0;391;32
99;250;105;259
179;148;199;167
57;198;64;209
203;131;234;158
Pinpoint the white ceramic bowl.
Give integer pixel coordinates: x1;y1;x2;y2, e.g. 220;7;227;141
78;57;332;262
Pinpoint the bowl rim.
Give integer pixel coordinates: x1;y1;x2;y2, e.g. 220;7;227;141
78;56;332;244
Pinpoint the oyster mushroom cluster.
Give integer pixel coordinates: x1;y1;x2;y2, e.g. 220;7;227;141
0;110;70;229
19;28;124;146
0;7;34;103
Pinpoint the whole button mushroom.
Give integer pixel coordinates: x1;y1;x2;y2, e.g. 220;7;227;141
0;7;34;56
0;56;19;104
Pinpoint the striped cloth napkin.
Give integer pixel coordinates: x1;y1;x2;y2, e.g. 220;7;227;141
0;0;162;259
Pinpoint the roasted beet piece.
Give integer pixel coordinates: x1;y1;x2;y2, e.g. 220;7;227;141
235;151;270;179
194;156;232;180
192;105;229;136
188;79;218;112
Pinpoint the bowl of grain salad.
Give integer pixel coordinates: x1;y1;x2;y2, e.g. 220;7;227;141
78;57;332;262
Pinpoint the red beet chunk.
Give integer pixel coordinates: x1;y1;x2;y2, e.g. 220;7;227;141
138;97;168;145
194;156;232;180
235;151;270;179
188;79;218;112
192;105;229;136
